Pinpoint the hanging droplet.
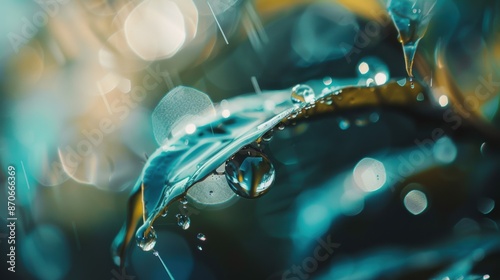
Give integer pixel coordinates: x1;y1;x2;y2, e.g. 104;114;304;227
197;246;203;251
136;224;157;251
225;147;276;199
176;214;191;230
388;0;436;80
409;76;415;89
180;197;188;205
277;123;285;130
291;84;316;104
397;78;407;87
197;233;206;241
416;92;425;101
262;130;273;142
161;209;168;217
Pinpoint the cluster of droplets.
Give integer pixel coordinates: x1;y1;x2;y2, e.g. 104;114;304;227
196;233;206;251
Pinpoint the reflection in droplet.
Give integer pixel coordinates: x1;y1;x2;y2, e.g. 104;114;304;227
225;148;275;199
323;76;333;86
403;190;428;215
478;198;495;215
136;224;157;251
433;137;457;164
197;233;206;241
353;158;386;192
291;84;316;104
176;214;191;230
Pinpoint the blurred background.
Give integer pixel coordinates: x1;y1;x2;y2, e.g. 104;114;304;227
0;0;499;279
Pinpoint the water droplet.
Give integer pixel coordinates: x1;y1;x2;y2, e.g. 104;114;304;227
197;233;206;241
416;92;424;101
325;99;333;105
277;123;285;130
262;130;273;142
409;76;415;89
480;142;488;156
176;214;191;230
388;0;436;80
197;246;203;251
291;84;316;104
209;190;214;196
338;119;350;130
323;76;332;86
161;209;168;217
225;147;275;199
136;224;157;251
397;78;407;87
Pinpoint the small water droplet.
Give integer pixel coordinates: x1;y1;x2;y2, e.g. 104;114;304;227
326;99;333;105
197;233;206;241
416;92;424;101
176;214;191;230
161;209;168;217
409;76;415;89
397;78;407;87
197;246;203;251
136;224;157;251
262;130;273;142
225;147;276;199
277;123;285;130
180;197;188;205
323;76;332;86
291;84;316;104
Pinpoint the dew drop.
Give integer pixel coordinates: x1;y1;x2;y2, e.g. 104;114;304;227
291;84;316;104
197;246;203;251
176;214;191;230
197;233;206;241
225;147;275;199
136;224;157;251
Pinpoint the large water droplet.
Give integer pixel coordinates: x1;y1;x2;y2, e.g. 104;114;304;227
387;0;436;79
136;224;157;251
176;214;191;230
291;84;316;104
225;147;276;199
197;233;206;241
